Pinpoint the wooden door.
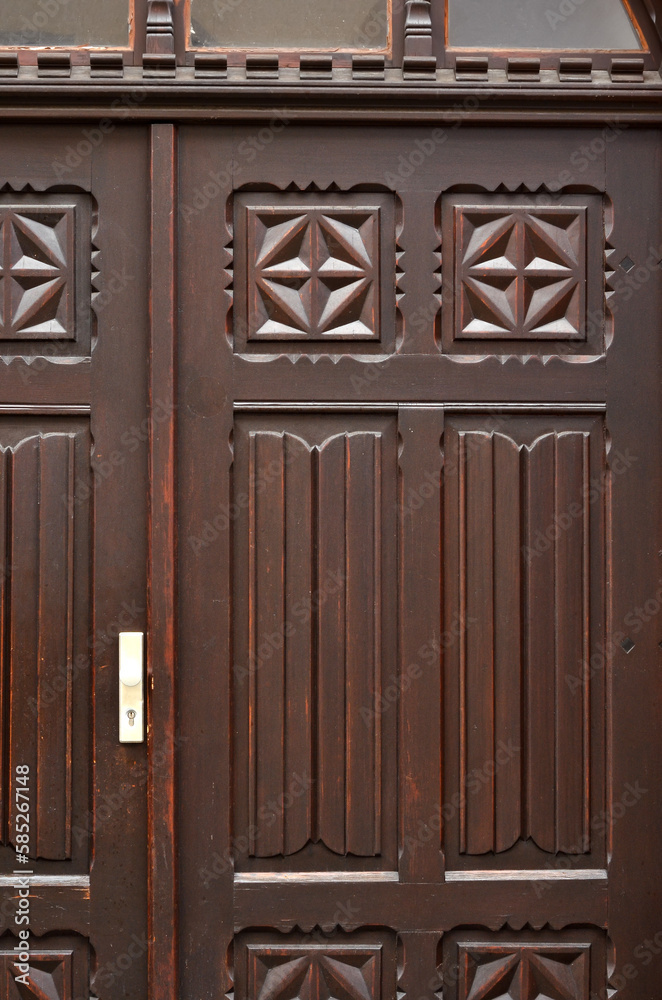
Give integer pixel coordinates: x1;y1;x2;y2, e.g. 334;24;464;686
177;123;662;1000
0;124;150;999
2;117;661;1000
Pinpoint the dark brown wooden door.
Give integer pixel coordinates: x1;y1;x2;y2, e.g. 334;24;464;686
0;124;150;999
3;118;662;1000
177;123;662;1000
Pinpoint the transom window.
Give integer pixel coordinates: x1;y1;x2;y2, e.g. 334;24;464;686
188;0;390;51
0;0;658;71
447;0;644;51
0;0;133;48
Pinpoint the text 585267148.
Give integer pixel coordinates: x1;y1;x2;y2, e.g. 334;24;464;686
14;764;30;863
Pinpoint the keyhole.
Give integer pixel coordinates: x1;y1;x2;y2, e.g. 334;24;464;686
127;709;136;727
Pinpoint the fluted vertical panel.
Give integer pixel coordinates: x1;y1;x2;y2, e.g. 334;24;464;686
243;424;386;859
450;420;595;857
2;433;77;860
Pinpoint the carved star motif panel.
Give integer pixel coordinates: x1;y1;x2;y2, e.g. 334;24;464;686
440;193;604;357
5;955;71;1000
0;205;73;338
459;945;589;1000
249;946;380;1000
441;931;605;1000
0;194;92;353
233;192;395;353
237;932;395;1000
0;934;90;1000
458;208;585;339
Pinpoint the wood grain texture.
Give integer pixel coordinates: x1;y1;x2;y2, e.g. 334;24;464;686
234;414;397;870
0;202;74;340
148;122;179;1000
0;126;150;998
0;191;92;358
444;414;605;865
0;189;93;362
236;929;396;1000
233;877;608;932
440;193;604;359
166;123;659;995
232;192;395;355
0;932;90;1000
602;128;662;1000
440;928;604;1000
247;944;382;1000
0;430;87;863
397;407;444;883
145;0;175;55
0;112;648;1000
176;124;235;1000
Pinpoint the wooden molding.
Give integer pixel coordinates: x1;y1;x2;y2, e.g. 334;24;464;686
148;122;179;1000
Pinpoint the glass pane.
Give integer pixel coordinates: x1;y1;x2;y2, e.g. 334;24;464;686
189;0;389;50
447;0;642;50
0;0;131;48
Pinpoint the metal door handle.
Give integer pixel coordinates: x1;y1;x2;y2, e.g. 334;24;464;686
119;631;144;743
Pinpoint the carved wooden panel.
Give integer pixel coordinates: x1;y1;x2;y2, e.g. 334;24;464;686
249;945;380;1000
440;193;604;356
0;194;93;354
232;193;395;354
0;422;91;864
0;934;89;1000
237;930;396;1000
173;125;662;1000
441;929;605;1000
459;946;588;1000
233;413;397;870
443;413;606;867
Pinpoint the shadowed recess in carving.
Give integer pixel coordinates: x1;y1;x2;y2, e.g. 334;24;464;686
0;935;91;999
233;191;396;355
0;206;74;340
246;430;382;857
250;211;379;340
458;944;590;1000
456;208;586;341
247;945;382;1000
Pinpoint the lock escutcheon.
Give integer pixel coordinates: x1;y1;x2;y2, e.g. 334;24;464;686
119;632;144;743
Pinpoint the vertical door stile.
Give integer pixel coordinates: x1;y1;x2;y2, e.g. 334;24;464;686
148;122;179;1000
397;406;444;883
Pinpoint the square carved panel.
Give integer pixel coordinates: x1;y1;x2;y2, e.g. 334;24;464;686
0;193;92;354
459;944;589;1000
236;930;396;1000
440;929;605;1000
440;193;604;357
249;945;381;1000
0;933;90;1000
233;192;395;354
